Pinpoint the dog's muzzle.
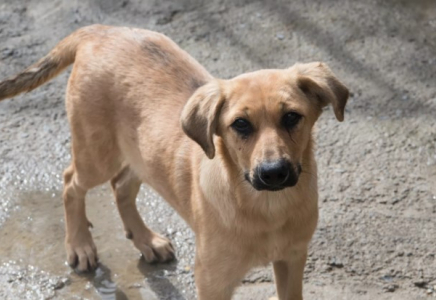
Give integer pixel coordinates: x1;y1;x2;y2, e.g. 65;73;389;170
246;159;301;191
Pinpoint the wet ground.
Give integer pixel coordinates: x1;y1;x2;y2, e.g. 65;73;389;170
0;188;197;299
1;0;436;299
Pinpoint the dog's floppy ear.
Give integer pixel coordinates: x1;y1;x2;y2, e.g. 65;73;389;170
181;80;225;159
294;62;349;121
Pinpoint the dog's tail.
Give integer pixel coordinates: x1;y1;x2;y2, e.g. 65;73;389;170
0;27;92;101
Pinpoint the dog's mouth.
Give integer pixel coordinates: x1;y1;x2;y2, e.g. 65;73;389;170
244;163;302;192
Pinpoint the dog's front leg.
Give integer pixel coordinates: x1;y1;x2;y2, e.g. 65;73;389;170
273;249;308;300
194;243;249;300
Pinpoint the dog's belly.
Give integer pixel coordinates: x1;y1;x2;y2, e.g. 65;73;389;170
117;126;196;222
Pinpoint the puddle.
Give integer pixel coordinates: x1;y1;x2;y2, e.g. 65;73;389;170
0;187;189;299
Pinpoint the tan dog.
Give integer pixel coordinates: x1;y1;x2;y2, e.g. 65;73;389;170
0;25;348;300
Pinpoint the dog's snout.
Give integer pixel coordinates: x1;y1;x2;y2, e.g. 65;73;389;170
258;161;290;187
250;159;300;191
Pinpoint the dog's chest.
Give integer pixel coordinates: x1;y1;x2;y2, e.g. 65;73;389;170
246;228;301;265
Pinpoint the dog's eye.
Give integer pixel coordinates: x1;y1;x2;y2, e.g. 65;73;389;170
282;112;302;129
231;118;253;136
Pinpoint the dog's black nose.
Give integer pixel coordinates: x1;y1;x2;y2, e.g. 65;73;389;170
258;160;290;187
250;159;300;191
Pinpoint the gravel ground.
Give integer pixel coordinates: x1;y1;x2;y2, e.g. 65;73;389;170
0;0;435;299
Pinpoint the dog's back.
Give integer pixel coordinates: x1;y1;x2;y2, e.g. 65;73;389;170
0;24;213;205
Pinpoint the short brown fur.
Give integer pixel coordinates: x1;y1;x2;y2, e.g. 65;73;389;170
0;25;348;300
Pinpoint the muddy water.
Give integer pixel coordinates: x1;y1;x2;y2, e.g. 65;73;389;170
0;187;192;300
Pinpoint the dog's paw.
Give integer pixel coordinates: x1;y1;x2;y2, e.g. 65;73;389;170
133;233;175;263
65;233;98;272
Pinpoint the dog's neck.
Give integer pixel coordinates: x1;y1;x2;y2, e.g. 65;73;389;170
197;137;318;234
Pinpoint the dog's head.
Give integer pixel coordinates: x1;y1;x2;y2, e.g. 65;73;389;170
181;62;348;192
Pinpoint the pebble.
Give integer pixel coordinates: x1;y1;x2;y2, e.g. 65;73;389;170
383;284;399;292
327;258;344;268
414;280;427;288
129;283;142;289
1;48;15;59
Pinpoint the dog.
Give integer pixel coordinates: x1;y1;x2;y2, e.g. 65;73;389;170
0;25;348;300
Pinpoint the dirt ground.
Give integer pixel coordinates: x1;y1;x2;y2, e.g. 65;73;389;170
0;0;435;299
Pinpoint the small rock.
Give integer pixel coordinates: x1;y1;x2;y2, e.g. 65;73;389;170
156;10;180;25
276;33;285;40
414;280;428;288
327;258;344;268
1;48;15;59
322;265;333;273
52;281;64;290
381;275;394;282
129;283;142;289
391;198;400;205
377;198;388;204
383;284;399;292
61;277;70;285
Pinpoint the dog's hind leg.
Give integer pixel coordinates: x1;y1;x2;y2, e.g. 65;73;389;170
63;163;104;272
63;107;123;272
111;166;175;263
